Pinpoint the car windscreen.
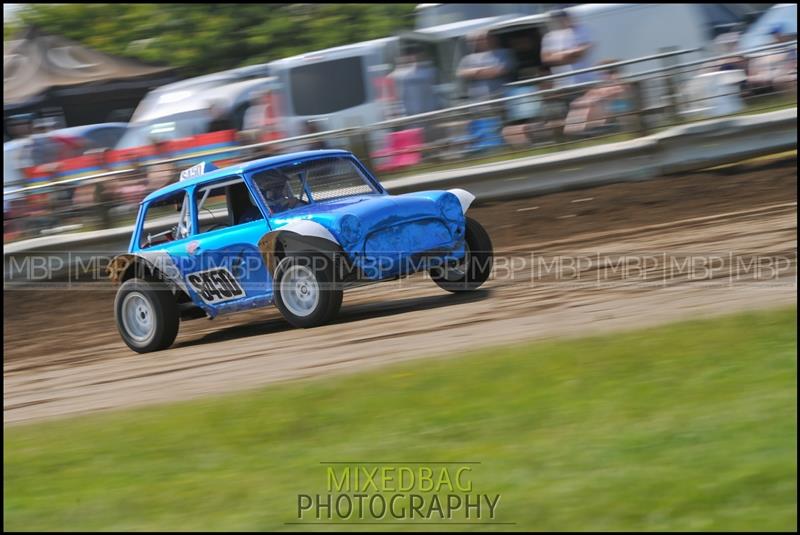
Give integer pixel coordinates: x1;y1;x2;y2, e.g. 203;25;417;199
251;157;377;213
288;56;367;115
84;127;127;150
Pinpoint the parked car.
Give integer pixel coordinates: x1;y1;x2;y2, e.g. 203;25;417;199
108;149;493;353
4;122;127;188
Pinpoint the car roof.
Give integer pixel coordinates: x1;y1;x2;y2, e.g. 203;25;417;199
3;123;128;148
141;149;353;203
150;64;272;93
131;76;277;124
50;123;128;137
269;36;396;66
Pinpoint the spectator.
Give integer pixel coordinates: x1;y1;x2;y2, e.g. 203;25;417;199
507;32;539;81
6;113;34;140
302;120;330;151
389;45;439;117
541;9;595;89
457;30;517;102
206;101;234;133
240;90;269;144
502;67;549;147
116;162;149;212
501;33;546;145
389;45;440;145
714;23;746;71
92;148;116;228
146;138;177;191
563;60;632;136
747;24;797;94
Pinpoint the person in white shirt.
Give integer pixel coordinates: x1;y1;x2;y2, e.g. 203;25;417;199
540;9;595;88
457;30;517;102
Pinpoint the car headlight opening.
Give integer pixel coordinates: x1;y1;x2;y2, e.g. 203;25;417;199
339;214;362;245
439;193;463;223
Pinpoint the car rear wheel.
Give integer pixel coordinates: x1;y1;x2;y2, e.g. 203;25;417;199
432;216;493;292
273;253;343;328
115;278;180;353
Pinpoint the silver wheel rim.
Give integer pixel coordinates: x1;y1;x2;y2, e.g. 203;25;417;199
280;264;320;318
443;242;470;281
121;292;156;344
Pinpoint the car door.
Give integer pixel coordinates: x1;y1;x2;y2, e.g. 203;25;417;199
183;176;273;316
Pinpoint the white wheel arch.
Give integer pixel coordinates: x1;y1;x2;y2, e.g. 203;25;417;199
271;220;340;245
447;188;476;213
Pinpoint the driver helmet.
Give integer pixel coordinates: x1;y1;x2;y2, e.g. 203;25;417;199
262;175;291;202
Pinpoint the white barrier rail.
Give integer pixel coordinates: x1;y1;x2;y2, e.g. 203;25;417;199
5;40;795;201
4;107;796;283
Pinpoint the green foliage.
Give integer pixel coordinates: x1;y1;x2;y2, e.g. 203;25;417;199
5;3;416;76
4;307;797;530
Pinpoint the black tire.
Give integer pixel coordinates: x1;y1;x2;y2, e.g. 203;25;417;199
433;216;493;292
114;278;180;353
273;253;343;328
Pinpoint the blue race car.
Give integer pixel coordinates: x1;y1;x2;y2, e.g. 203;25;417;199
108;150;493;353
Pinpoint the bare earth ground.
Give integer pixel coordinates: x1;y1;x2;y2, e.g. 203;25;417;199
4;157;797;424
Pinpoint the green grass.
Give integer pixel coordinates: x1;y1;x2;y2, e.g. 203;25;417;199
4;307;797;531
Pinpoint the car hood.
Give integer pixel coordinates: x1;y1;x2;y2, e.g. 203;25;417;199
269;191;455;241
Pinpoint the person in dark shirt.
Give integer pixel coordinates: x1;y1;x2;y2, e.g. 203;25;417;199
206;101;234;133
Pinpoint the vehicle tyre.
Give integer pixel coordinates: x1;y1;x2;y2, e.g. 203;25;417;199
115;278;180;353
433;216;493;292
273;253;343;328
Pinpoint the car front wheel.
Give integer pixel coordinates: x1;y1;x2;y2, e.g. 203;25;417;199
115;278;180;353
432;216;493;292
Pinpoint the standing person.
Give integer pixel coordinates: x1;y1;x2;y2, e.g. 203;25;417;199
145;138;177;191
714;26;747;72
457;30;517;103
93;148;116;228
241;89;285;158
241;90;269;144
389;45;440;143
206;101;234;133
540;9;595;88
390;45;439;117
747;24;797;94
303;120;330;151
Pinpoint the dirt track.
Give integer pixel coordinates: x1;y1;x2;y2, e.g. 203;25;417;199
4;157;797;424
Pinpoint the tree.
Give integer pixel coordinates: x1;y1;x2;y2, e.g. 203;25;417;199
5;3;416;77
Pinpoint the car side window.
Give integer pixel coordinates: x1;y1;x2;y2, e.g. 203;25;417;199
194;178;264;235
139;190;190;249
87;127;124;150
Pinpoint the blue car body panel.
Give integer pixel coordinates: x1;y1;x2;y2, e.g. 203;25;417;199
126;150;468;318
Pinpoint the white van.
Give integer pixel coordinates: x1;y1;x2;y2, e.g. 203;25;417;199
266;37;400;139
266;14;544;137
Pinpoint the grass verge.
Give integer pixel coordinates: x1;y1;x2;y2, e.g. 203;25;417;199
4;307;797;531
